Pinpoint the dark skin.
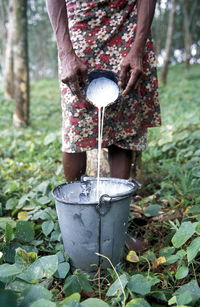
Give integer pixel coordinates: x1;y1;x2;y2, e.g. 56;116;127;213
46;0;157;181
62;145;132;181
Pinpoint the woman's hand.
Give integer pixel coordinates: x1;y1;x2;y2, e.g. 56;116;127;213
60;52;87;98
119;52;143;96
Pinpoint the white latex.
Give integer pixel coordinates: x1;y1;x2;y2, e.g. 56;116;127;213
86;77;119;108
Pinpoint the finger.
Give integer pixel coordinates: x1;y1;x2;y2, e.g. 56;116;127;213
122;70;142;96
68;78;83;98
134;77;141;89
119;64;129;88
79;66;87;85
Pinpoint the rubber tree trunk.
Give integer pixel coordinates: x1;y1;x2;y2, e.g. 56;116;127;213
87;149;142;180
4;0;14;98
160;0;176;85
12;0;29;128
155;0;162;57
183;1;192;70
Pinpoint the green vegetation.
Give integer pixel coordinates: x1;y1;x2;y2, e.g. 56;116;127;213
0;64;200;306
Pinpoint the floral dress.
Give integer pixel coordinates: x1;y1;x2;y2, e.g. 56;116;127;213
60;0;161;153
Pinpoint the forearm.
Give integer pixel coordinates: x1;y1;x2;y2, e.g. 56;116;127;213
46;0;74;60
131;0;157;56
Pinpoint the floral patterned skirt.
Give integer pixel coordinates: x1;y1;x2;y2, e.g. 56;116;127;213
60;0;161;153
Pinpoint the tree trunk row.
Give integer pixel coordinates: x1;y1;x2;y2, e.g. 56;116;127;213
183;1;192;70
160;0;176;85
4;0;29;128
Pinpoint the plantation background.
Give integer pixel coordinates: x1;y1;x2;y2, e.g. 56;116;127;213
0;0;200;306
1;64;200;306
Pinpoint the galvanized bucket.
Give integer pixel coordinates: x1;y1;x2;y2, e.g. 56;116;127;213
52;176;140;273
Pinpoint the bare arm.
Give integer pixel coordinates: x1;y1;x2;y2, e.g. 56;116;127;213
119;0;157;96
46;0;87;97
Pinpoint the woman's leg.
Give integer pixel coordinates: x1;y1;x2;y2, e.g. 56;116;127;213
108;145;133;179
62;152;87;181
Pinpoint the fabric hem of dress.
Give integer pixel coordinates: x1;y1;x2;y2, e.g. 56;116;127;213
61;140;147;153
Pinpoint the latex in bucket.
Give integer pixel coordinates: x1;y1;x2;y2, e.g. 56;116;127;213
52;176;140;273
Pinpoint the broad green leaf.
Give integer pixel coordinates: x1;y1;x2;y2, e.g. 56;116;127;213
168;296;177;305
127;274;151;296
144;205;162;217
195;221;200;234
31;298;56;307
32;208;56;221
17;194;30;209
5;222;14;242
142;251;156;261
33;181;50;193
56;251;66;263
173;130;189;142
4;242;22;263
165;254;180;264
151;291;167;302
56;262;70;279
0;217;16;230
81;298;109;307
194;149;200;156
188;204;200;215
175;266;189;280
176;249;186;258
64;275;82;297
61;302;82;307
170;291;192;306
0;289;18;307
125;298;151;307
172;280;200;305
19;285;52;307
64;272;92;296
18;211;29;220
147;275;161;287
15;248;37;267
192;166;200;178
187;237;200;262
172;222;195;248
44;133;58;145
6;280;30;292
106;274;128;296
18;255;58;283
59;293;81;305
31;254;58;278
15;221;35;243
159;247;175;257
37;196;51;205
74;272;93;293
3;182;20;194
42;220;54;236
50;230;61;242
6;198;18;210
0;264;22;280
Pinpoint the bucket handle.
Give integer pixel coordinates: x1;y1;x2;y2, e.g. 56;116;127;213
81;174;96;182
96;194;112;216
131;178;142;189
96;193;129;216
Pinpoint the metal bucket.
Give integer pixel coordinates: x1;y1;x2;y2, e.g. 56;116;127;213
52;176;140;273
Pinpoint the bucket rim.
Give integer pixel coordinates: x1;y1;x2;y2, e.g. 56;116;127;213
52;177;138;205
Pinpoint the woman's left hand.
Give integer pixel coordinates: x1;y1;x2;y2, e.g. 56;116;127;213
119;52;143;96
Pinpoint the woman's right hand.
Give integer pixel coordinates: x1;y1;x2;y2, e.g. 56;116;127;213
60;52;87;98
